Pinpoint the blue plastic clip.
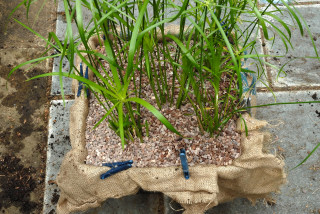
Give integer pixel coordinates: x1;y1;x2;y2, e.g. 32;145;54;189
240;71;257;113
179;149;190;179
77;62;90;98
100;160;133;179
241;72;257;96
218;17;230;36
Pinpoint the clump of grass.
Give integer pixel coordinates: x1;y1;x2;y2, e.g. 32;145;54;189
9;0;320;151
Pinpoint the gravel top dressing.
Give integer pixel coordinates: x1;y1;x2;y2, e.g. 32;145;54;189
85;45;241;168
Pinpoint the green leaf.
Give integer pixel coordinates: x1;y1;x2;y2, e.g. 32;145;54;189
104;1;136;22
27;72;119;99
145;120;149;137
48;32;63;51
144;50;151;79
143;33;155;52
93;103;119;129
280;1;304;36
247;0;269;40
290;6;320;60
76;49;118;93
125;0;150;81
126;97;182;137
264;19;292;53
117;102;126;149
165;34;200;70
76;0;87;48
209;10;242;95
8;54;60;79
169;0;189;23
239;114;249;136
265;12;292;39
13;18;58;50
291;143;320;170
6;0;27;32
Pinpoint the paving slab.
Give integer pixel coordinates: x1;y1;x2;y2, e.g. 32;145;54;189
55;12;92;41
43;100;73;214
263;5;320;87
51;55;74;96
57;0;75;13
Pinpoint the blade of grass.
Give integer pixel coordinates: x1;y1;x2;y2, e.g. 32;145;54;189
5;0;27;32
8;54;60;78
125;0;149;81
93;102;119;129
27;72;119;99
291;143;320;170
13;18;59;50
126;97;182;137
246;0;269;40
209;10;242;95
117;102;126;149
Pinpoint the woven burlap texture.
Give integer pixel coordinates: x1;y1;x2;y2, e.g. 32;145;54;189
56;36;286;214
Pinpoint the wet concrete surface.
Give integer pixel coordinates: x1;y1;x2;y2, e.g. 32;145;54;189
0;1;56;213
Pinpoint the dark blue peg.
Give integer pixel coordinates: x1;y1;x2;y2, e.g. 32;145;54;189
180;149;190;179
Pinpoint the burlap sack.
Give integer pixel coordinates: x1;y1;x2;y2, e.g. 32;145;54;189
56;36;286;214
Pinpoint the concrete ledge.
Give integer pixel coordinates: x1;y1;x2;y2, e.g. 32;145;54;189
43;100;74;214
51;56;74;96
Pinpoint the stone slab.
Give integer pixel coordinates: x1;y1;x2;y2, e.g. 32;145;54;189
55;14;92;42
51;55;74;96
55;2;92;41
57;0;75;13
55;15;79;41
43;100;74;214
263;5;320;87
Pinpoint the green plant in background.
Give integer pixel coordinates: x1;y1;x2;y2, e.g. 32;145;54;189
8;0;320;158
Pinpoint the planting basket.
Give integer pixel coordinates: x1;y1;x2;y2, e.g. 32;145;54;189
56;36;286;214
